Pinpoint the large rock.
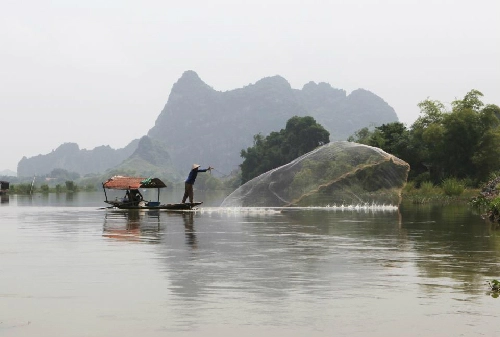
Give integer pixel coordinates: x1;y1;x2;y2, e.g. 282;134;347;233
221;141;409;207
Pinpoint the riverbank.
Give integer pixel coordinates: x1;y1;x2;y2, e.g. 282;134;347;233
401;179;479;205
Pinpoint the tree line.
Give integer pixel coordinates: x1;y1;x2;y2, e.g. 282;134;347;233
348;90;500;187
9;180;95;194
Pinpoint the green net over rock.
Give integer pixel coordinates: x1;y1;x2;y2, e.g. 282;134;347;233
221;141;410;207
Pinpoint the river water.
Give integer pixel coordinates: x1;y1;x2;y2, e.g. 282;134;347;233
1;191;500;337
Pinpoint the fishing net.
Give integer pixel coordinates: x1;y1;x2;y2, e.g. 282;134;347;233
221;141;410;207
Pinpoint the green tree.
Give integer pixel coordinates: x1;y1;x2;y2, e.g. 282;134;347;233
10;183;32;194
240;116;330;183
451;89;484;111
370;123;410;155
347;127;372;144
348;90;500;186
422;91;500;183
65;180;77;192
83;184;96;192
282;116;330;161
348;122;426;180
40;184;49;193
412;99;445;130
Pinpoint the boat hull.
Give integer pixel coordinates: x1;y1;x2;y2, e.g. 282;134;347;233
104;201;203;210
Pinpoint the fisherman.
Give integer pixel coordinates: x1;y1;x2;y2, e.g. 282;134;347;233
130;189;143;205
182;164;213;204
123;190;131;203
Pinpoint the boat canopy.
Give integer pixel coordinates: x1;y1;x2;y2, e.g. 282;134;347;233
102;176;167;190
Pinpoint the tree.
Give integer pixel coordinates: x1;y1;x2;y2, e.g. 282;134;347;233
282;116;330;161
65;181;77;192
451;89;484;111
348;122;425;179
370;123;410;155
412;99;445;130
430;91;500;183
347;127;372;144
348;90;500;185
240;116;330;183
472;129;500;180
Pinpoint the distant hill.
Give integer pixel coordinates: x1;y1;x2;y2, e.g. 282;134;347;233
0;169;16;177
148;70;398;175
17;70;398;179
17;140;139;177
108;136;181;182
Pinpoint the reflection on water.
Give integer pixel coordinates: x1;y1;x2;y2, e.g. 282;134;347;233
399;203;500;295
102;210;200;249
182;212;197;249
103;210;161;243
1;194;500;336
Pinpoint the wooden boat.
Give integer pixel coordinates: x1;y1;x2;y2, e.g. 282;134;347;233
102;176;202;210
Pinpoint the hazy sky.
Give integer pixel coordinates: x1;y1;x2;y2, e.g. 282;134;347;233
1;0;499;172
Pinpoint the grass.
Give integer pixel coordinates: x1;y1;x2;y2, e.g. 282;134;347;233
402;180;478;204
441;178;465;196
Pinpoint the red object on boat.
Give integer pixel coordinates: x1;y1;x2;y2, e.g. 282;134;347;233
102;176;167;190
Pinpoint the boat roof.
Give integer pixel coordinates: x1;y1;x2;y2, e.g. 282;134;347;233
103;176;167;190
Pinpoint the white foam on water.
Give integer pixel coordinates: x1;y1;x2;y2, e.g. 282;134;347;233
198;203;399;215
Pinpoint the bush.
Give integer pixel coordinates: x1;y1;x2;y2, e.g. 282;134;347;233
65;181;77;192
402;181;416;193
419;181;435;194
10;183;33;194
441;178;465;196
486;196;500;221
470;194;488;209
414;172;431;188
83;184;96;192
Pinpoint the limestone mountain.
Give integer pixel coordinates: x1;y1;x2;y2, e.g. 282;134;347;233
148;70;398;175
17;70;398;179
109;136;181;182
0;169;16;177
17;140;139;177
